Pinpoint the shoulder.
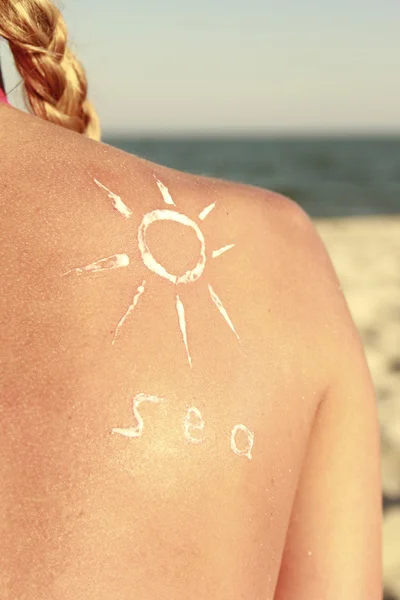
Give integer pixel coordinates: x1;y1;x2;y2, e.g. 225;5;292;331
155;169;349;374
190;175;355;379
0;118;348;383
178;172;340;296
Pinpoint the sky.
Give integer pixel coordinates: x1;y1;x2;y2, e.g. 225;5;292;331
1;0;399;134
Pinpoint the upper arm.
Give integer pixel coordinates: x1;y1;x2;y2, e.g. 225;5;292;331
274;214;382;599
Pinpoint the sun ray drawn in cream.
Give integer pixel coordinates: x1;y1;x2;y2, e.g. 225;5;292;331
63;253;130;277
94;178;133;218
176;295;192;367
199;202;216;221
208;284;240;341
112;281;146;345
63;177;239;367
154;176;176;206
212;244;235;259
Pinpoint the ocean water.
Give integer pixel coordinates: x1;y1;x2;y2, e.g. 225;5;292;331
105;136;400;218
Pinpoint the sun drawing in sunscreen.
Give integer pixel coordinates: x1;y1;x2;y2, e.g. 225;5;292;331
64;176;239;367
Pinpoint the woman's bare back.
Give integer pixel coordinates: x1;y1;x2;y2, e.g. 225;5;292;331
0;106;381;599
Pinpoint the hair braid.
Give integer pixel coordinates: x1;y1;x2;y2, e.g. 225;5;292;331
0;0;100;139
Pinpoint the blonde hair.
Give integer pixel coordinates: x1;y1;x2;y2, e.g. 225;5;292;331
0;0;100;140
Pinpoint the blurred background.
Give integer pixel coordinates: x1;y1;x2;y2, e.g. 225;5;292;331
2;0;399;596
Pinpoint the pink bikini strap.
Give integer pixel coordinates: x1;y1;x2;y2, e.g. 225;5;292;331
0;60;9;105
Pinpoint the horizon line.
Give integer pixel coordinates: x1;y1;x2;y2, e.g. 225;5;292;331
103;128;400;140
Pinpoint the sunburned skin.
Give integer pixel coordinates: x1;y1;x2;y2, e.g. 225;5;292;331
63;176;240;367
0;107;382;600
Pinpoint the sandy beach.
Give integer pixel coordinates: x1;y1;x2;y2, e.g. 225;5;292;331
315;215;400;599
